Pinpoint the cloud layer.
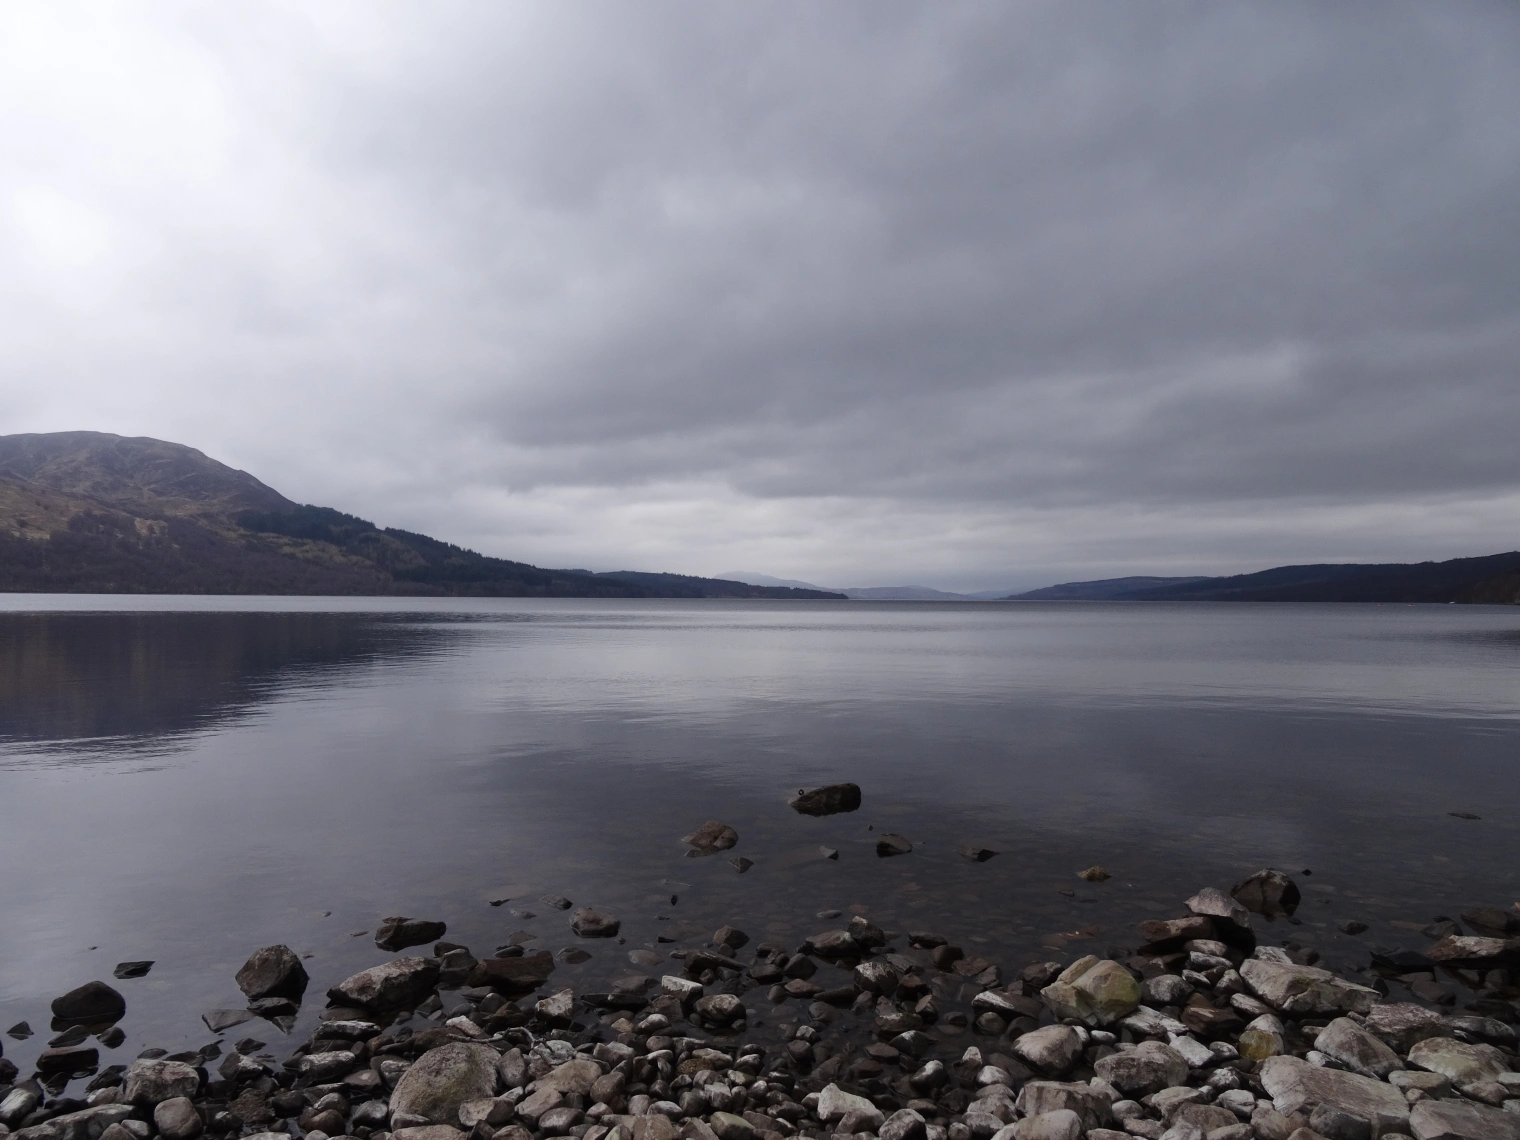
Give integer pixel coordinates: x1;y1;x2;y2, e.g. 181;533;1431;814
3;1;1518;590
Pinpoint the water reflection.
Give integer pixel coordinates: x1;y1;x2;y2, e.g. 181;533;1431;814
0;611;454;754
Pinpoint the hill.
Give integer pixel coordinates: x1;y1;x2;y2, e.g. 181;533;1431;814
0;432;845;598
1010;554;1520;604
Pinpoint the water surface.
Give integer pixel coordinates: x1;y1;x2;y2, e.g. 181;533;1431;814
2;597;1517;1073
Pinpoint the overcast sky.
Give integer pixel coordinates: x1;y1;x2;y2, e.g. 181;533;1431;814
3;2;1518;591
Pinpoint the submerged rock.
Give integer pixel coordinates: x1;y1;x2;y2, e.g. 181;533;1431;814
682;821;738;854
876;833;913;857
570;908;620;938
787;783;862;816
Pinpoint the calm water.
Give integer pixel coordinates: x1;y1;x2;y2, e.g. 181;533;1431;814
2;596;1519;1075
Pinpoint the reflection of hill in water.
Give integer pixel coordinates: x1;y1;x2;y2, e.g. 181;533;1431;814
0;611;450;747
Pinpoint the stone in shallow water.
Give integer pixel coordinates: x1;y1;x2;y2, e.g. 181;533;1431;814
203;1009;254;1033
571;908;620;938
960;847;998;862
112;961;153;980
682;821;738;854
376;918;448;952
234;945;309;1000
153;1098;202;1140
1230;869;1300;919
123;1059;201;1106
330;956;441;1009
52;981;126;1023
1077;865;1110;882
876;833;913;857
788;783;861;816
1238;958;1379;1014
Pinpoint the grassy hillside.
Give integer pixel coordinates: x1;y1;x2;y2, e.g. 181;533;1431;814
0;433;844;598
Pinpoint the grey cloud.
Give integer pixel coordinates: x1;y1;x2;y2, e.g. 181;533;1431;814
3;1;1519;586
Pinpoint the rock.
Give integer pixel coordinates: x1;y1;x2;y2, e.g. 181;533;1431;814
571;908;620;937
234;946;309;1000
0;1088;39;1126
1409;1097;1520;1139
633;1116;677;1140
682;821;738;854
855;959;900;993
1230;870;1301;919
1258;1056;1408;1136
1426;936;1520;965
1041;958;1140;1026
1013;1083;1113;1131
1185;888;1254;946
329;956;441;1009
729;856;754;873
1238;1013;1286;1061
1459;906;1520;934
1078;866;1111;882
1338;920;1368;936
961;846;998;862
1238;959;1379;1014
37;1045;99;1071
471;952;554;992
661;975;703;1004
123;1059;201;1106
1363;1003;1448;1051
1139;917;1217;946
153;1099;202;1140
1406;1037;1510;1084
299;1051;358;1081
1011;1027;1083;1076
877;832;913;856
376;918;449;952
1095;1042;1189;1096
536;1059;601;1096
393;1128;465;1140
112;961;153;979
693;993;744;1025
1008;1110;1083;1140
707;1113;753;1140
817;1084;877;1122
1312;1017;1404;1079
879;1108;928;1140
788;783;861;816
513;1088;562;1126
538;1105;584;1135
535;988;575;1024
51;981;125;1023
389;1043;502;1125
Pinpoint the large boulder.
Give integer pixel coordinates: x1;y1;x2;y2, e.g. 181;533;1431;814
1137;916;1216;947
1426;935;1520;965
235;946;308;1000
1406;1037;1510;1084
153;1098;202;1140
1093;1042;1188;1096
1314;1017;1404;1079
123;1059;201;1106
50;981;125;1024
1259;1056;1408;1136
1230;869;1301;919
1238;958;1380;1014
787;783;861;816
816;1083;877;1122
329;957;441;1010
1040;958;1140;1026
390;1043;501;1126
1409;1097;1520;1140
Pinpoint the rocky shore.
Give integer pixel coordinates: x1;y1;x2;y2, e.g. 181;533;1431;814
4;865;1520;1140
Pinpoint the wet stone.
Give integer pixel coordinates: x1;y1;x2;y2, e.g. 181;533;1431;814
376;917;449;952
51;981;126;1024
787;783;861;816
235;945;309;1000
572;908;621;938
683;821;739;855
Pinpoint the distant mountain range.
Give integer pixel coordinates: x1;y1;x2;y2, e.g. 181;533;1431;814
720;572;1012;601
0;432;845;598
1010;557;1520;604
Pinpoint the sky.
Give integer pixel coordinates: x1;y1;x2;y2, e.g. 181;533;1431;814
2;2;1518;593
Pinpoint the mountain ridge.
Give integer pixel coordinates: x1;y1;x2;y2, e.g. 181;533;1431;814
0;432;845;598
1011;555;1520;604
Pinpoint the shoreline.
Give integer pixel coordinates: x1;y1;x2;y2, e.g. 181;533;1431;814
5;874;1519;1140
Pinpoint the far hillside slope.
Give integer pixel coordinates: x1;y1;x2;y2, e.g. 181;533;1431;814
1010;554;1520;604
0;432;845;598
